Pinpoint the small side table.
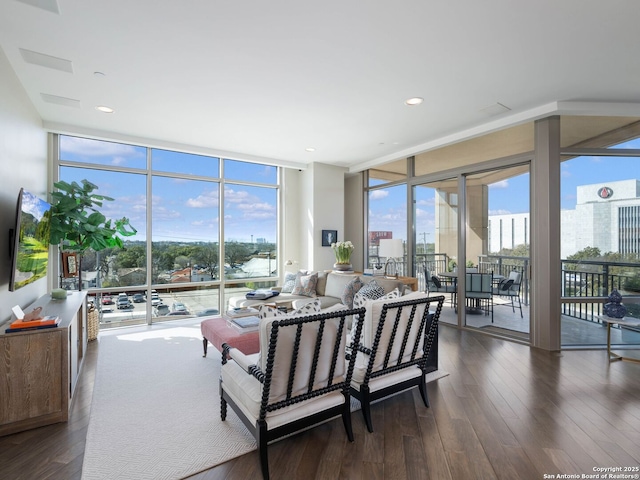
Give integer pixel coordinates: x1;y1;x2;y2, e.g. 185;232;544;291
597;315;640;364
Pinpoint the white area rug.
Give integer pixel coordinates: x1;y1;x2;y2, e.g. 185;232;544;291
81;322;256;480
81;320;449;480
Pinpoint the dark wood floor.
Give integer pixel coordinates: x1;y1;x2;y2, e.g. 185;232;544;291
1;326;639;480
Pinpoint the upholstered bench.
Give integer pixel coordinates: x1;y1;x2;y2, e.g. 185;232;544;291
200;316;260;358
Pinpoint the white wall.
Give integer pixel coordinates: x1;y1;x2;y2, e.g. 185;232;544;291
311;163;347;271
0;47;49;323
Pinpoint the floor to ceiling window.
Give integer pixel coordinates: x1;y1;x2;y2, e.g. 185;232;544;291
463;166;531;340
366;159;408;276
56;135;279;328
560;133;640;348
413;179;458;325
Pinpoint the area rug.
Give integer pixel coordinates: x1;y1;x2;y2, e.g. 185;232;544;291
81;322;256;480
81;321;449;480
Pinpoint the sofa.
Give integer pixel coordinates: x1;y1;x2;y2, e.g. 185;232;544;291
228;271;410;310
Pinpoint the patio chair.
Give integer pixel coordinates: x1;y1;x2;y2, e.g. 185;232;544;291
493;271;523;317
425;268;456;308
466;272;493;321
349;292;444;432
220;306;366;479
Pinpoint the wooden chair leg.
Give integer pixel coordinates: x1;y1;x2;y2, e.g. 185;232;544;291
418;374;430;407
220;394;227;421
360;386;374;433
258;420;269;479
341;401;354;442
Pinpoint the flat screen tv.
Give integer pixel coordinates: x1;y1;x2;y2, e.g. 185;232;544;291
9;188;52;291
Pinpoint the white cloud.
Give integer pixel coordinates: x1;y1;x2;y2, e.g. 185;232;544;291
370;190;389;200
489;180;509;189
60;136;144;165
186;190;218;208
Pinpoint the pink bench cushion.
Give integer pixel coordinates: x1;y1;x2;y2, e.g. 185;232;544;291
200;316;260;355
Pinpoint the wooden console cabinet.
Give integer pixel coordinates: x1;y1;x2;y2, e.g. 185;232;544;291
0;291;87;436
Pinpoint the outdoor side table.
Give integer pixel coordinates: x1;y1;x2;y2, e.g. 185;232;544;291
597;315;640;364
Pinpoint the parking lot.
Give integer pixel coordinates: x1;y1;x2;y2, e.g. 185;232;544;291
93;289;236;329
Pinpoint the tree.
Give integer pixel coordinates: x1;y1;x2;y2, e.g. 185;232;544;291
225;242;252;267
191;243;219;279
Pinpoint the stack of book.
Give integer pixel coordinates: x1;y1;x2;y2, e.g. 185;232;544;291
224;307;260;332
5;315;60;333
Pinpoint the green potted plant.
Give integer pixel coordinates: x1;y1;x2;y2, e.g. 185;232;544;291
49;179;137;289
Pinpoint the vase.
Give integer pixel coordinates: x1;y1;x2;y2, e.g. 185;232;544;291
603;289;627;318
333;262;353;272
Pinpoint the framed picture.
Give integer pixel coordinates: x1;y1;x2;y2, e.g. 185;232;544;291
322;230;337;247
62;252;78;278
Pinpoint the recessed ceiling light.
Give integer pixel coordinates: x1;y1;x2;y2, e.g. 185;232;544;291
404;97;424;106
95;105;114;113
305;147;315;152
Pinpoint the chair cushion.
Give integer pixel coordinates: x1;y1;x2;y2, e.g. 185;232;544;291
351;288;401;341
258;312;347;404
351;362;422;390
221;357;346;430
354;291;428;375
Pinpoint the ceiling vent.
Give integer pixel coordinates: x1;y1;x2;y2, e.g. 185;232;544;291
480;102;511;116
41;93;81;108
15;0;59;14
20;48;73;73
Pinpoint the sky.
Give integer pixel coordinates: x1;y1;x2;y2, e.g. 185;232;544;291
369;137;640;242
59;136;278;244
57;135;640;246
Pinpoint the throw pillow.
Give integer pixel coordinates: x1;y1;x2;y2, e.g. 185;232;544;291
341;276;364;309
357;279;386;301
281;272;297;293
351;287;401;341
257;297;322;319
291;271;318;297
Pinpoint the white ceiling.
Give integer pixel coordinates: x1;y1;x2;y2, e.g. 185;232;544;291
2;0;640;171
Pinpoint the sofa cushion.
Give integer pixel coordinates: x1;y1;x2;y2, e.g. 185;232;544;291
324;272;359;299
314;271;329;296
292;271;318;297
341;276;363;309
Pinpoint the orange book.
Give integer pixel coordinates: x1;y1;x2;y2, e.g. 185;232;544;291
9;316;60;329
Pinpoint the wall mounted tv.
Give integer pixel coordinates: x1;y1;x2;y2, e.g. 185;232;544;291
9;188;52;291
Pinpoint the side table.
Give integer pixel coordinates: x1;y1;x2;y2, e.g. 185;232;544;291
597;315;640;364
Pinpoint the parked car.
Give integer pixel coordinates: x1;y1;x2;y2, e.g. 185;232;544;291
133;293;145;303
117;296;132;309
171;302;187;312
196;308;219;317
154;304;170;316
151;292;161;306
101;295;113;305
167;310;190;316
